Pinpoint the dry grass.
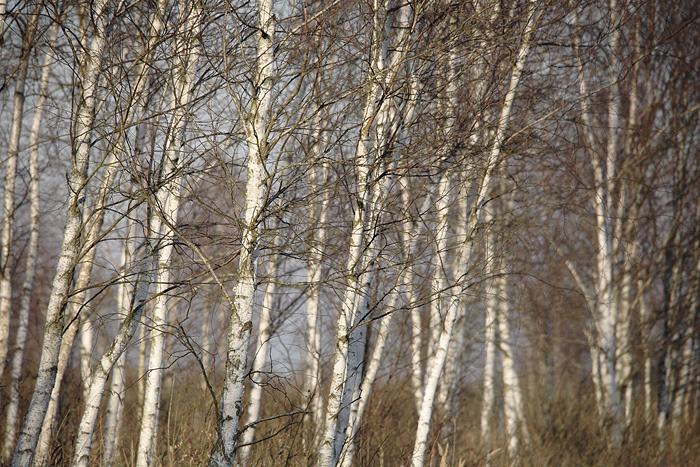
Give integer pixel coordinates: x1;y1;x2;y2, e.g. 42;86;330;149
19;365;700;466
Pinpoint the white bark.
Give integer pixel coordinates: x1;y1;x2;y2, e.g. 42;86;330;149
411;3;538;463
137;310;149;409
239;257;279;464
340;288;399;467
0;1;41;389
102;220;136;467
79;310;96;397
411;292;464;467
1;19;55;462
318;2;416;463
575;1;625;439
11;2;110;463
497;272;527;453
102;352;126;467
400;75;424;413
481;239;498;443
427;173;452;368
209;1;274;464
304;125;331;433
136;2;199;463
34;152;119;465
72;251;153;467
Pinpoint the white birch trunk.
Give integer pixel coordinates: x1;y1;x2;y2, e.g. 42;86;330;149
239;257;278;464
34;151;119;465
575;3;624;436
481;237;499;443
411;4;537;463
72;252;154;467
79;314;96;397
639;280;653;421
400;76;424;413
0;1;41;387
333;275;370;461
403;186;425;413
437;188;471;420
427;173;452;369
497;272;527;453
136;3;199;463
137;312;149;409
209;1;274;464
318;2;416;462
2;20;55;461
102;352;126;467
411;292;464;467
11;2;110;463
339;289;399;467
102;220;136;467
593;0;623;439
304;127;330;432
316;9;384;462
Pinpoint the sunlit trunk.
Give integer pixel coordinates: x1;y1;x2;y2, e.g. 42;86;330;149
1;19;55;461
209;1;274;463
11;2;110;463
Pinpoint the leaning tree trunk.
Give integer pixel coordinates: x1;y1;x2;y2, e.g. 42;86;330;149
34;151;119;465
318;2;416;463
303;124;330;435
10;2;110;464
0;0;41;389
1;18;55;461
497;269;528;453
101;219;136;467
411;3;537;463
72;249;154;467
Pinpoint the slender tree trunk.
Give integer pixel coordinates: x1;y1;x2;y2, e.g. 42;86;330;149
209;1;274;464
340;287;399;467
239;256;279;464
79;311;96;397
102;352;126;466
403;184;425;413
136;2;199;463
0;0;41;387
304;127;330;434
34;151;119;464
72;254;154;467
427;173;452;371
11;2;110;463
1;19;55;461
497;272;527;453
412;291;464;467
575;2;624;439
481;232;499;444
102;219;136;467
318;3;416;462
137;312;149;408
411;4;537;463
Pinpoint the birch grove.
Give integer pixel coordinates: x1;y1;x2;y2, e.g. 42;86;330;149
1;0;699;466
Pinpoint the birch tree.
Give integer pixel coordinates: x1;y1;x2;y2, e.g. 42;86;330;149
136;1;201;463
10;2;115;463
318;2;417;463
209;0;276;463
0;0;41;388
412;2;538;464
2;16;56;461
